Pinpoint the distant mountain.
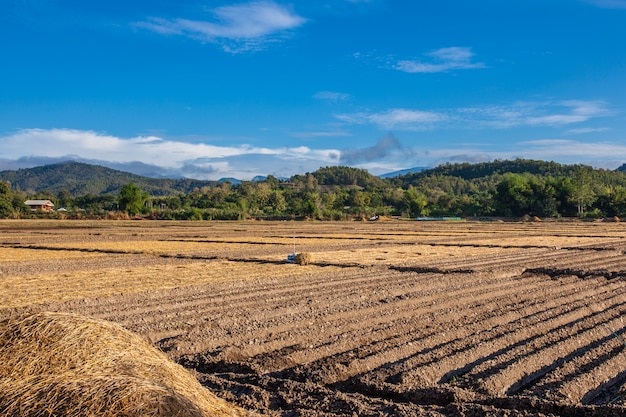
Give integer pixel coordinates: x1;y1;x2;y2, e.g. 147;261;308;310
0;161;219;196
218;177;242;186
379;167;429;179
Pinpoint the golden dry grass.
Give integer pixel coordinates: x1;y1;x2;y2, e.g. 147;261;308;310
0;260;334;309
39;240;264;254
2;219;626;309
0;247;106;262
0;311;250;417
302;244;517;266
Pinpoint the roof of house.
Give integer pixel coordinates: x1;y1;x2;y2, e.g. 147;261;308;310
24;200;55;206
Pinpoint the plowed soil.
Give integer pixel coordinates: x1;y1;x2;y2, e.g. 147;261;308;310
2;219;626;416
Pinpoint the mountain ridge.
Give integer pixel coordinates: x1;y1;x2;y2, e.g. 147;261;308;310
0;161;219;196
3;159;624;198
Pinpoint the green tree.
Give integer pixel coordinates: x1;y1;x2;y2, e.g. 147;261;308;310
268;190;287;214
493;173;533;217
118;183;145;215
0;180;10;196
0;181;13;218
349;190;371;216
403;186;429;217
571;166;596;216
57;189;72;209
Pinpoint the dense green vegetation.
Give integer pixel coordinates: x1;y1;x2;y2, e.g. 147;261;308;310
2;159;626;220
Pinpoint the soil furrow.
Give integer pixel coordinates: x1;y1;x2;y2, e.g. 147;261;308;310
357;279;625;391
180;273;611;386
479;295;626;396
525;322;626;404
160;272;543;358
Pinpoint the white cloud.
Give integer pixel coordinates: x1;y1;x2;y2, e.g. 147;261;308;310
291;130;351;139
369;109;445;129
457;138;625;167
335;100;610;132
406;138;626;171
525;100;611;126
519;139;574;147
313;91;351;101
505;139;626;168
583;0;626;9
2;128;625;179
335;108;446;130
0;128;340;180
567;127;610;134
526;114;589;126
459;100;611;128
395;47;486;73
138;1;306;52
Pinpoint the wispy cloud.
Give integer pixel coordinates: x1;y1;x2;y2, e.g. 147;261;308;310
567;127;610;134
525;100;611;126
313;91;351;101
518;139;626;163
291;130;351;139
459;100;612;128
582;0;626;9
413;139;626;170
138;1;306;52
335;108;446;130
395;47;486;73
335;100;612;133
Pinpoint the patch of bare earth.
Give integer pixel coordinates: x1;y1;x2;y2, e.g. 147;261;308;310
2;220;626;416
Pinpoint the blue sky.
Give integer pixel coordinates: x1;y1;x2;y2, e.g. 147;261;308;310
1;0;626;180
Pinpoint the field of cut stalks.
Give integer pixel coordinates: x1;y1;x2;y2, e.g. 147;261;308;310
2;219;626;416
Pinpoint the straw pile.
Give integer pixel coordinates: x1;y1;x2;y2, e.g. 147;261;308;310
295;252;313;266
0;312;250;417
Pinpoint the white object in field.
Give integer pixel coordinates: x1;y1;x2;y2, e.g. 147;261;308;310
286;235;297;263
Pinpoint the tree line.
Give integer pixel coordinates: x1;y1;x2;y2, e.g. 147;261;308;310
3;160;626;220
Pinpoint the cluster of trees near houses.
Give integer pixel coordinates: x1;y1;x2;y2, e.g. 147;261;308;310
2;159;626;220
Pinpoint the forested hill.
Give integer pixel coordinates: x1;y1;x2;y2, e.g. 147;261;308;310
394;159;582;184
0;161;218;196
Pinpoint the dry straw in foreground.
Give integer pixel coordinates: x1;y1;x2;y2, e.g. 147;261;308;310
0;312;250;417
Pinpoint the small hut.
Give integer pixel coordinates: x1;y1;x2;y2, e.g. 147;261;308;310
24;200;55;211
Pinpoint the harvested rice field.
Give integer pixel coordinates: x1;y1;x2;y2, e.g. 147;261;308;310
2;219;626;416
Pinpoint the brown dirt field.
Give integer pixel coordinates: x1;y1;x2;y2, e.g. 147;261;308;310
2;219;626;416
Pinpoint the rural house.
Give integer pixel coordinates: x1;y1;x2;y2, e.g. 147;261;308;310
24;200;55;211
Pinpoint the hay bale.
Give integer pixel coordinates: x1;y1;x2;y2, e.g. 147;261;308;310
294;252;313;266
602;216;620;222
0;312;249;417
